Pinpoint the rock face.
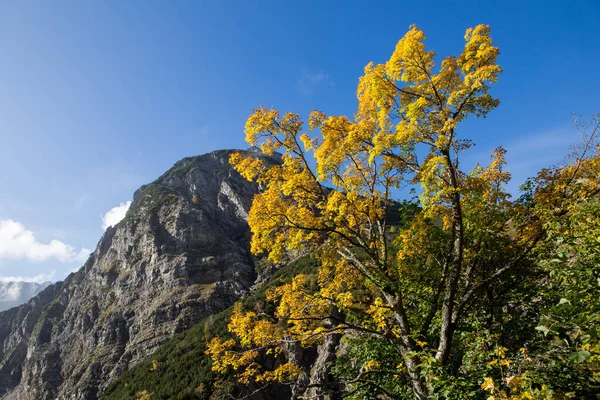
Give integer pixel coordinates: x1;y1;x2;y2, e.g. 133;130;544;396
0;149;274;400
0;282;52;312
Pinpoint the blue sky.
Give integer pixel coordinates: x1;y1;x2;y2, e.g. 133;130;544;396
0;0;598;282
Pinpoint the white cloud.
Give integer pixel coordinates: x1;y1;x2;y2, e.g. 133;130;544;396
504;126;578;185
74;194;89;212
198;125;209;137
101;201;131;230
461;125;579;196
296;69;334;95
0;220;90;264
504;126;576;160
0;271;55;284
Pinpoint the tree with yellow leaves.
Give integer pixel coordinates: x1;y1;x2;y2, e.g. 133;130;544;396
207;25;600;399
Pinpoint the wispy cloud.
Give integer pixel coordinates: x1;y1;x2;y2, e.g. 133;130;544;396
101;201;131;230
504;126;578;188
510;130;575;151
198;125;209;137
0;271;55;283
462;125;579;195
0;220;90;264
74;194;89;212
295;69;334;95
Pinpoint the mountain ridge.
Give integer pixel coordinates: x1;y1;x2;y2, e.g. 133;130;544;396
0;149;271;400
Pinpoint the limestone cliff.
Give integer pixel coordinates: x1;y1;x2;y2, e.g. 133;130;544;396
0;149;276;400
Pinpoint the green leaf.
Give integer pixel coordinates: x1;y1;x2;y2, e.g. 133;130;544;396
569;350;591;363
579;350;591;358
535;325;550;336
580;335;591;343
558;298;571;306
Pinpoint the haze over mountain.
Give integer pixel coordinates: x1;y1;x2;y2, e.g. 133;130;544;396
0;281;52;312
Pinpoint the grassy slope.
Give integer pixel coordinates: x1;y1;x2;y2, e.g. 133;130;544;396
102;256;317;400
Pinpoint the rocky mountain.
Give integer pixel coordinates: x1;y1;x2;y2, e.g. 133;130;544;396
0;281;52;312
103;255;320;400
0;149;278;400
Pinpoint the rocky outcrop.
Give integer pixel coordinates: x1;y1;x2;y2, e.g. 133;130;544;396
0;283;62;397
0;149;277;400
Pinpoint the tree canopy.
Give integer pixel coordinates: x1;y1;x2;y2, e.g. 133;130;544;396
207;24;600;399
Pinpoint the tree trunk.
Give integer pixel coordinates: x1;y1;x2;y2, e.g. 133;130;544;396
383;293;429;399
402;351;429;400
436;150;464;364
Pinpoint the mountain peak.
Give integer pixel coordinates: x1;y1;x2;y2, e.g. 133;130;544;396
0;281;52;312
0;148;268;399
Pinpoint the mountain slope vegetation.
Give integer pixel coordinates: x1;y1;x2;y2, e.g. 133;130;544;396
102;255;318;400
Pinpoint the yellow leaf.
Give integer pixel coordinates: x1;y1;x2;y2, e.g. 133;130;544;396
481;377;495;391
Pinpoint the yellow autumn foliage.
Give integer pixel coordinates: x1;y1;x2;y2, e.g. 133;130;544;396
206;22;600;400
